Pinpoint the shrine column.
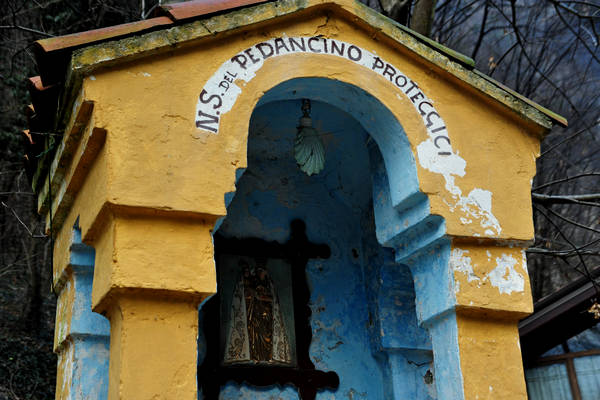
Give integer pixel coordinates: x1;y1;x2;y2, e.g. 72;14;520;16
88;212;219;400
54;224;110;400
369;139;534;400
404;240;532;400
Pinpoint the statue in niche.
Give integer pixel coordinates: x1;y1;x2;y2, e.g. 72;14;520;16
223;258;291;365
200;222;338;400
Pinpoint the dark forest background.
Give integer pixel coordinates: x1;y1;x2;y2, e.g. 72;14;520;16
1;0;599;398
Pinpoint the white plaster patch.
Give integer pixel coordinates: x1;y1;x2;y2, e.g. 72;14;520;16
195;36;502;236
486;254;525;295
89;75;96;81
458;188;502;235
60;342;74;397
141;72;151;77
450;248;480;286
452;248;526;295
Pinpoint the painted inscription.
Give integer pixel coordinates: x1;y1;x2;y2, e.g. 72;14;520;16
195;36;502;236
195;37;451;156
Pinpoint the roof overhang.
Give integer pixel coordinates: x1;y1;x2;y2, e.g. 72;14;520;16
32;0;566;133
519;268;600;366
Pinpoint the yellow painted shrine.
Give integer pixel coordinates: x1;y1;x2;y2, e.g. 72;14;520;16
24;1;567;399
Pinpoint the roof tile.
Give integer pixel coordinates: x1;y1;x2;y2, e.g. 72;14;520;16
161;0;270;21
35;16;173;54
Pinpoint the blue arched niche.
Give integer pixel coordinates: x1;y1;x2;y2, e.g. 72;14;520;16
200;77;452;399
255;78;444;255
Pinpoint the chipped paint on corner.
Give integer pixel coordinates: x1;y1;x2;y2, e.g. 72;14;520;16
451;244;532;314
487;253;525;295
450;248;480;286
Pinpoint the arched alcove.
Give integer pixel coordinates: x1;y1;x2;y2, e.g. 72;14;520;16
199;78;438;399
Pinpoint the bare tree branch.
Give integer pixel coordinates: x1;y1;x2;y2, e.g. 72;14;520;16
1;202;46;238
0;25;54;37
527;248;600;257
540;122;599;159
532;192;600;206
533;173;600;191
534;205;600;294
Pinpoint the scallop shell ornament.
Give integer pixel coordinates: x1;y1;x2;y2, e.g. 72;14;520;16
294;110;325;176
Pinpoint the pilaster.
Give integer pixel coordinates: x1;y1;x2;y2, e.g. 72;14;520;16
401;240;532;400
54;226;110;400
86;209;218;400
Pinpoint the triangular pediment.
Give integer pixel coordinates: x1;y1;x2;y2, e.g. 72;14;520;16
32;0;565;134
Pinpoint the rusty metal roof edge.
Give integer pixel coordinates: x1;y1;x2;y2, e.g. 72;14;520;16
35;16;175;54
59;0;560;132
160;0;273;21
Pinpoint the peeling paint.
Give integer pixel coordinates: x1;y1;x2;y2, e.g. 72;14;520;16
452;247;526;295
418;140;501;236
487;253;525;295
450;248;480;285
196;35;502;237
212;100;389;399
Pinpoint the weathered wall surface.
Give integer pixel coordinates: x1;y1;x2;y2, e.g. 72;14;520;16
44;3;543;399
67;9;541;250
209;99;433;399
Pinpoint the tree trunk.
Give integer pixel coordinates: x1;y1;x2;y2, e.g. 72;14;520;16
410;0;437;37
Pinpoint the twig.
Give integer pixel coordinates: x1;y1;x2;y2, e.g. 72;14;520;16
471;0;490;60
534;204;599;294
540;122;599;158
0;24;54;37
538;204;600;235
532;192;600;207
533;172;600;191
1;202;47;238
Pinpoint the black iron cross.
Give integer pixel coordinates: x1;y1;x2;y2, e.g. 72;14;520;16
198;219;339;399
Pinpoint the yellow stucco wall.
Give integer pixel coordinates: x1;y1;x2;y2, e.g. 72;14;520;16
72;10;540;242
457;312;529;399
106;294;199;400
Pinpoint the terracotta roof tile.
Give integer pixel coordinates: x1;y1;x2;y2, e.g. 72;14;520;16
33;1;273;86
34;16;174;86
35;0;271;57
35;16;174;54
160;0;269;21
26;75;60;127
27;76;51;92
